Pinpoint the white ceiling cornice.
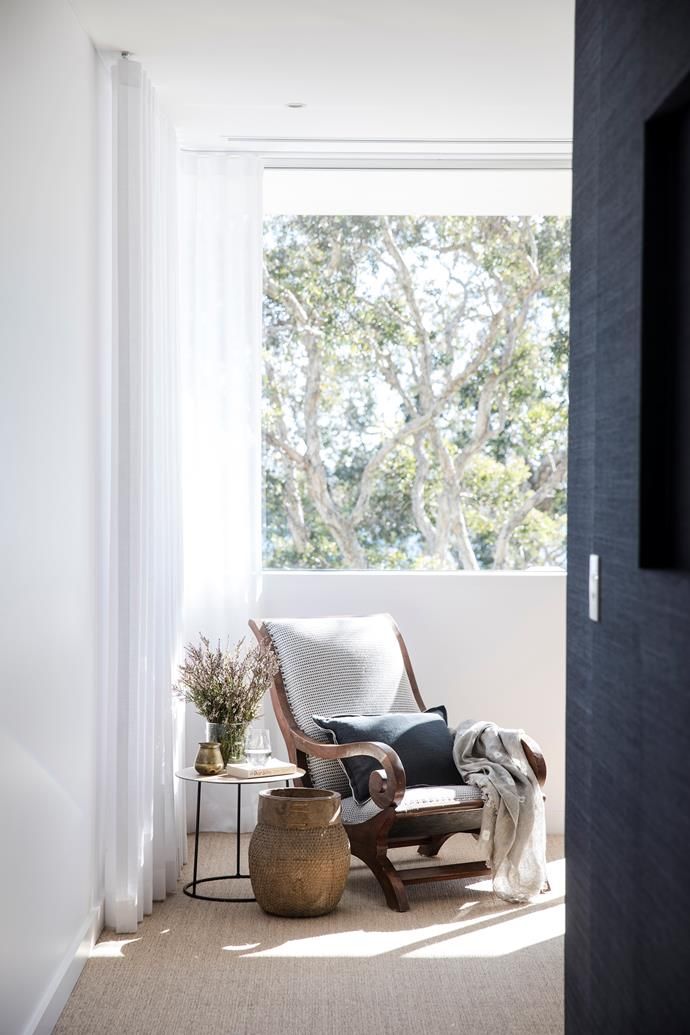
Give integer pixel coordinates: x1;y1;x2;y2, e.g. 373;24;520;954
185;137;572;169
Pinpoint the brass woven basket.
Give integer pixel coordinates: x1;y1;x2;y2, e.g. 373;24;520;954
249;787;350;917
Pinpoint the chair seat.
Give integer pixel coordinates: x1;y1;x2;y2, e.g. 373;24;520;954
340;784;484;825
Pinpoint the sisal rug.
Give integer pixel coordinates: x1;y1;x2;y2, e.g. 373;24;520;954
55;834;564;1035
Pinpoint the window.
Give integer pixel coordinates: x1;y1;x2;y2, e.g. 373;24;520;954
262;173;570;570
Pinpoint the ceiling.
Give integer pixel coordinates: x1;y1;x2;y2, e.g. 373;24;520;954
71;0;575;151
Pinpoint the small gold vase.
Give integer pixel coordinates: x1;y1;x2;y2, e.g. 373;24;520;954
194;741;225;776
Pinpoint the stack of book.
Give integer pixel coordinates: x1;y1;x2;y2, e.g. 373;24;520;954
223;758;296;780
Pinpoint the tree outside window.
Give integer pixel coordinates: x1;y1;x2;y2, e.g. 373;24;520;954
263;214;570;570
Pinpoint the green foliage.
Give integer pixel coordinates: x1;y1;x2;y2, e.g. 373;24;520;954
263;215;570;569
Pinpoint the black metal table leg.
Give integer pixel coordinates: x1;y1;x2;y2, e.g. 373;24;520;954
182;778;256;902
191;781;201;892
235;783;242;876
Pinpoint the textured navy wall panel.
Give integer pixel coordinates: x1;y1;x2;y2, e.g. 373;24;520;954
567;2;690;1032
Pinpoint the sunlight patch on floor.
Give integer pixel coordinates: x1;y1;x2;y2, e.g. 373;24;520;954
406;903;565;958
243;921;470;959
90;938;142;959
241;903;564;960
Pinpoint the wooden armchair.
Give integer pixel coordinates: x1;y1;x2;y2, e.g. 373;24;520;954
250;613;546;912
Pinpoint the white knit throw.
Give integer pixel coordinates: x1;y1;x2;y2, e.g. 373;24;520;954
453;719;547;902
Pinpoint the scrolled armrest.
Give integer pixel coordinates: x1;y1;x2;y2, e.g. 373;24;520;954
521;733;547;787
292;731;406;809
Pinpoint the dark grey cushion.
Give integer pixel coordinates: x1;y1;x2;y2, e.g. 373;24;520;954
312;707;461;805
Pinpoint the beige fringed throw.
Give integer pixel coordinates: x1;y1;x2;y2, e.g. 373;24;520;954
453;719;547;902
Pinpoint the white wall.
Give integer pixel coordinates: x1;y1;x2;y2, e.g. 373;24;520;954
260;572;566;834
264;169;573;216
0;2;110;1032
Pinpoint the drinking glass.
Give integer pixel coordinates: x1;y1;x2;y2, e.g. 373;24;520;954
245;729;272;766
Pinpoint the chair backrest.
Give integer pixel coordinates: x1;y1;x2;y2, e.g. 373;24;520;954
261;614;422;796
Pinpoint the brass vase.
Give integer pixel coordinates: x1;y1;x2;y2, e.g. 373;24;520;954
194;742;224;776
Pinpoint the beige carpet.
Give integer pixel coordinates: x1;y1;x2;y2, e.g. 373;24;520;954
55;834;564;1035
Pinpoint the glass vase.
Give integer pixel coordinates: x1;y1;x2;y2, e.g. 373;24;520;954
224;722;249;763
205;721;248;765
205;721;227;765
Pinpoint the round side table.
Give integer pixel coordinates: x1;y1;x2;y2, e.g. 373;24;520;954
176;766;306;902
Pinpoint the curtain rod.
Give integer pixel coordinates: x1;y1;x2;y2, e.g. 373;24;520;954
216;135;572;146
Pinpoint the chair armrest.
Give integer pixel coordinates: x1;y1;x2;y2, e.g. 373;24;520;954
292;730;406;809
521;734;547;787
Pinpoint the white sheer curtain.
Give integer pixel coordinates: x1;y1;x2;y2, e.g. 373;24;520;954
105;58;186;934
179;154;274;830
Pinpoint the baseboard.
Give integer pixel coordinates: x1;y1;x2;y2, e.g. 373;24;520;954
24;901;104;1035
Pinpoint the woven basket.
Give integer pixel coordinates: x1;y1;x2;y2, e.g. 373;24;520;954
249;787;350;917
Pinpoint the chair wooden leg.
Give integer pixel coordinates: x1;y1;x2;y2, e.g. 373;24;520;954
346;812;410;912
367;853;410;912
417;833;454;858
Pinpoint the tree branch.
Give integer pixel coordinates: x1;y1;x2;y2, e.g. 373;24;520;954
493;452;567;568
410;434;437;555
267;269;367;567
380;217;434;404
